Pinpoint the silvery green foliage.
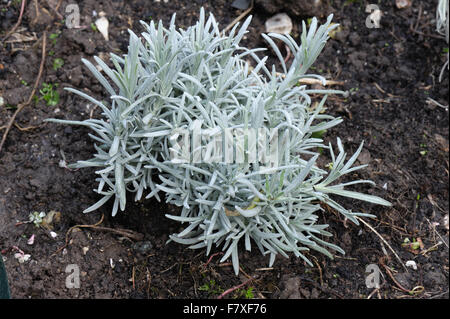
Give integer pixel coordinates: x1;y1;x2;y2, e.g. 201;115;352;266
47;9;391;274
437;0;449;40
437;0;449;81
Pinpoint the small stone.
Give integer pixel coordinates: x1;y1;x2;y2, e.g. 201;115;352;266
14;253;31;263
396;0;412;9
231;0;251;10
405;260;417;270
265;13;293;34
394;42;404;55
132;241;153;254
443;214;449;230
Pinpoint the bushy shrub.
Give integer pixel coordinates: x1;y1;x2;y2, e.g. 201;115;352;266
48;9;390;274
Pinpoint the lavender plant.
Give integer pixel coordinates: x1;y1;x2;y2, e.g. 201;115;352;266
47;9;391;274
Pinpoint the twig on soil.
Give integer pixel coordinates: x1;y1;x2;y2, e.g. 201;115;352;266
299;78;344;86
45;0;63;20
356;216;408;272
202;252;224;268
160;262;179;274
373;82;402;98
55;0;63;12
421;241;444;255
2;0;26;42
85;225;144;240
283;45;292;63
379;257;425;295
0;122;44;132
53;214;105;255
312;256;324;287
372;217;411;236
367;285;382;299
145;267;152;297
412;4;422;33
0;31;47;155
218;262;233;267
132;266;136;290
222;0;254;34
255;267;274;271
411;29;446;40
425;217;449;249
374;82;386;94
276;72;345;86
217;276;254;299
53;214;144;255
429;290;449;299
33;0;40;20
379;257;410;293
333;255;357;261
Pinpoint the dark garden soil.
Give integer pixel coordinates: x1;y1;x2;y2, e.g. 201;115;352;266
0;0;448;299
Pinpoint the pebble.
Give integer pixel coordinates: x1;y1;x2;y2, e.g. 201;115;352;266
265;13;292;34
443;214;449;230
231;0;251;10
132;241;153;254
405;260;417;270
396;0;412;9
